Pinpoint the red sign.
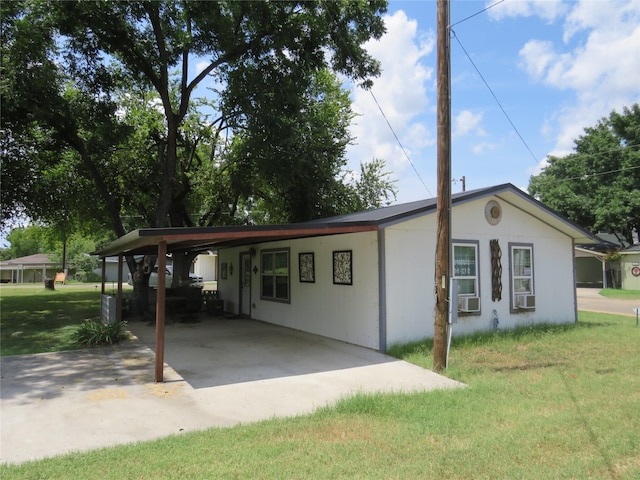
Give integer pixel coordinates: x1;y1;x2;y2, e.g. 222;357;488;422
632;266;640;277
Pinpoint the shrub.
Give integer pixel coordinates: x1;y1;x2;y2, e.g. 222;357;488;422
74;320;127;347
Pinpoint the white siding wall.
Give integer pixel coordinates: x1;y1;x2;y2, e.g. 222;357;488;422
217;231;380;349
218;195;579;351
384;196;578;347
384;215;438;347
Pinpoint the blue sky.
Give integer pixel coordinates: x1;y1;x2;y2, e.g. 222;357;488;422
344;0;640;203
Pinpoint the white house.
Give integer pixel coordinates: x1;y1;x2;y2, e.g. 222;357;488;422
215;184;599;350
97;183;599;352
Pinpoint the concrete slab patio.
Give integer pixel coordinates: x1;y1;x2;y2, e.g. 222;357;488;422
1;317;463;465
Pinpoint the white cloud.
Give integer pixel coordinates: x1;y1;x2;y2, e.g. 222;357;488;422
347;10;435;176
518;40;558;81
196;60;209;73
453;110;485;138
472;141;499;155
516;0;640;152
562;0;639;42
487;0;567;22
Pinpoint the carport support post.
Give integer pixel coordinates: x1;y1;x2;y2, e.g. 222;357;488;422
155;240;168;382
117;255;123;323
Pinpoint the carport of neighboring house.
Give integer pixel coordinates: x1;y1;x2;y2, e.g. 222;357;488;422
95;222;378;382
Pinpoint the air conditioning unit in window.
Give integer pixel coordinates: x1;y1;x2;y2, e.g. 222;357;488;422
458;296;480;313
516;294;536;309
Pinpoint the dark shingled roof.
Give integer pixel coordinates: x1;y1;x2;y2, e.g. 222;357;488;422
95;183;600;257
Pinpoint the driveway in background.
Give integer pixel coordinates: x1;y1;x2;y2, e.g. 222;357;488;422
576;288;640;317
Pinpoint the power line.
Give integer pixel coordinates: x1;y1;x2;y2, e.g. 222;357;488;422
450;0;505;28
536;164;640;185
367;89;434;197
547;142;640;161
451;29;540;165
535;164;640;185
534;142;640;182
325;4;433;199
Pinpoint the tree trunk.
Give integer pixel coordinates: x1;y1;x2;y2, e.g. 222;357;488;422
128;255;157;318
172;251;199;287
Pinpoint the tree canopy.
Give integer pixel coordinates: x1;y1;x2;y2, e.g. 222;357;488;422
1;0;396;288
1;225;55;259
529;104;640;245
1;0;390;229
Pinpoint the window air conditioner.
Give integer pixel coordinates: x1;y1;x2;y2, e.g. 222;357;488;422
458;296;480;313
516;294;536;309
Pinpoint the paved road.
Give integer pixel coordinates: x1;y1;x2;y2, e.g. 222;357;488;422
576;288;640;318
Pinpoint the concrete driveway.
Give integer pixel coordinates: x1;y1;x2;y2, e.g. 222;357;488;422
1;317;463;465
576;288;640;317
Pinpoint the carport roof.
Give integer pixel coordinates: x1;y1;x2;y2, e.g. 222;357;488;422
95;222;380;257
95;183;600;258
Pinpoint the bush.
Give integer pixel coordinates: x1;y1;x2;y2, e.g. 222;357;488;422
74;320;127;347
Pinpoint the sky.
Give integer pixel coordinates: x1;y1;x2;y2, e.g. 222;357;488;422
343;0;640;203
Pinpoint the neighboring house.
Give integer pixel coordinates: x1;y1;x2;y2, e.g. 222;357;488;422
0;254;63;283
193;251;218;282
575;246;605;288
619;244;640;291
97;253;217;283
96;183;599;352
96;257;175;283
97;257;129;283
574;237;620;289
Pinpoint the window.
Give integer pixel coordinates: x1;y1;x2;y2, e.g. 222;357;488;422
261;249;290;302
453;241;479;296
509;244;534;310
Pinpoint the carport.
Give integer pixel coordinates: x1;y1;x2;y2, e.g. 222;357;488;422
95;222;378;382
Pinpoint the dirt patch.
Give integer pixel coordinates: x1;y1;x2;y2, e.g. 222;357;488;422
143;382;187;398
87;388;131;401
491;361;562;372
122;357;153;368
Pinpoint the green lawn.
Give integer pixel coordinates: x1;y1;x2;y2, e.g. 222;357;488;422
0;284;104;356
1;289;639;479
599;288;640;300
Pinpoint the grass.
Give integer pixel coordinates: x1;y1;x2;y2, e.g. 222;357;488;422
599;288;640;300
0;284;104;356
1;290;640;478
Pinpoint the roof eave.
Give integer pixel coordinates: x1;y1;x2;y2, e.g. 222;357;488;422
94;223;378;258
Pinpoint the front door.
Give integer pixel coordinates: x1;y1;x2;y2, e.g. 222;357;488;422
239;252;252;317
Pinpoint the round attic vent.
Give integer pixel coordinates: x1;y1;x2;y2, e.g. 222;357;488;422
485;200;502;225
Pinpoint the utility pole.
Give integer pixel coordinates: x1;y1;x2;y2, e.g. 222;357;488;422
433;0;451;372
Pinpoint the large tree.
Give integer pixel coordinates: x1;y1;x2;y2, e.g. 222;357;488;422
1;0;391;292
1;0;132;237
529;104;640;245
2;225;56;259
